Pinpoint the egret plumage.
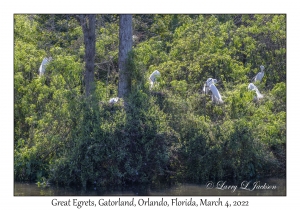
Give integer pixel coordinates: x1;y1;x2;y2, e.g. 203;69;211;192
132;35;139;42
149;70;161;89
203;78;218;94
253;65;265;83
203;78;212;94
39;57;52;76
203;78;223;104
248;83;263;101
203;83;209;94
109;97;119;104
210;83;223;104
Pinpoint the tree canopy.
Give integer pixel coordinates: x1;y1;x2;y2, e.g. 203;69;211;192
14;14;286;189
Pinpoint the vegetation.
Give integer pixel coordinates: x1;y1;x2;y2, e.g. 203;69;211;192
14;14;286;190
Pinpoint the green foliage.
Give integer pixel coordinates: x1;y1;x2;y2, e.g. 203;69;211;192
49;90;178;188
14;14;286;188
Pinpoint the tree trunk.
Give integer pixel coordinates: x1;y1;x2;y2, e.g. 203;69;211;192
78;15;96;97
118;15;133;98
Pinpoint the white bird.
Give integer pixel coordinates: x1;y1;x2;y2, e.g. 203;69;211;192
203;78;218;94
210;83;223;104
149;70;161;89
204;78;223;104
248;83;263;101
253;65;265;83
203;78;212;94
132;35;139;42
39;57;52;76
109;97;119;104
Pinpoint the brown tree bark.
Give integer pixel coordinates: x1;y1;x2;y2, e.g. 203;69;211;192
78;14;96;97
118;14;133;98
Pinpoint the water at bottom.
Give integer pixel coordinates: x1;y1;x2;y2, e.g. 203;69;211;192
14;178;286;196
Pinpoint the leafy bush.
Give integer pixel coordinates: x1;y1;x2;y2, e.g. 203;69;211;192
14;14;286;188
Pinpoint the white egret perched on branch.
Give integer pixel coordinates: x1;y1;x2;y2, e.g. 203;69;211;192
203;78;218;94
210;83;223;104
203;78;212;94
248;83;263;101
149;70;161;89
253;65;265;83
109;97;119;104
132;35;139;42
39;57;52;76
203;78;223;104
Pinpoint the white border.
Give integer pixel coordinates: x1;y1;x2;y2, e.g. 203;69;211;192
2;0;298;209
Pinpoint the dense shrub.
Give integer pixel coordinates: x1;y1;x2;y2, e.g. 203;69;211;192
14;14;286;187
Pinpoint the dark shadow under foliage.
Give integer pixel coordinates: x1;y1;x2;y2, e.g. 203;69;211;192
48;90;179;189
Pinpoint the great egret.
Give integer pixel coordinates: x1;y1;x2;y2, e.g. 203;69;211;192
132;35;139;42
109;97;119;104
210;83;223;104
203;78;223;104
248;83;263;101
149;70;161;89
203;78;218;94
39;57;52;76
253;65;265;83
203;78;212;94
